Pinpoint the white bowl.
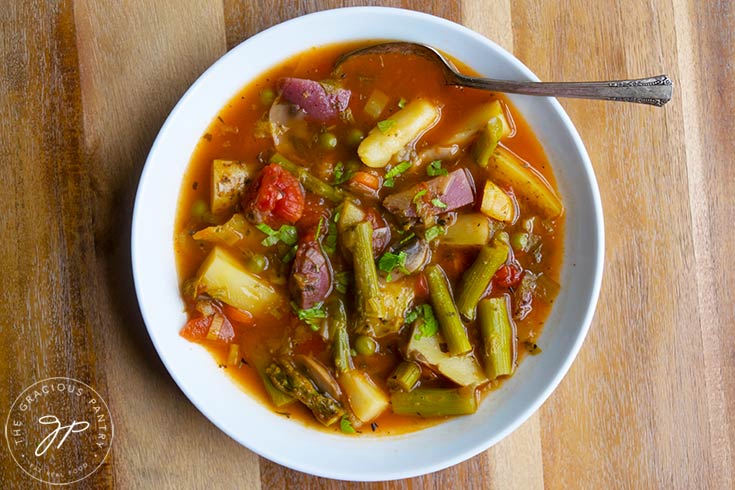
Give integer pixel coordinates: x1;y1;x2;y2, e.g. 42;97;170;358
132;6;603;481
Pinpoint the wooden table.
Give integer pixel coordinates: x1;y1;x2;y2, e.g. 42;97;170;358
1;1;732;488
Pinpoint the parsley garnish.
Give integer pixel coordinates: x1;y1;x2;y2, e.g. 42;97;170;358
340;415;356;434
383;161;411;188
256;223;298;247
431;198;448;209
413;189;428;203
427;160;448;177
378;251;408;281
281;244;298;263
398;97;407;109
399;232;416;245
424;225;445;242
332;161;352;185
323;218;337;255
407;304;439;339
292;303;327;331
377;119;396;133
335;271;351;294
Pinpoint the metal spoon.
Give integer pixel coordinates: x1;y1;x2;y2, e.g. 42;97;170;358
335;42;673;107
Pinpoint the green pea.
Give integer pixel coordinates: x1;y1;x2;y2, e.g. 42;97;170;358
346;128;365;146
246;254;267;273
319;132;338;149
511;232;530;252
260;87;276;105
354;335;377;356
191;199;209;219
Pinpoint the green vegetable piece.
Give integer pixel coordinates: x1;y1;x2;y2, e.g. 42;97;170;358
391;387;478;417
294;303;327;331
387;361;421;392
346;128;365;146
259;87;276;106
319;132;338;149
271;153;346;203
455;243;510;321
257;363;295;408
378;251;408;281
348;221;386;332
478;296;515;380
245;253;267;273
334;271;351;294
427;160;449;177
426;265;472;356
354;335;378;356
376;119;396;133
328;298;351;374
424;225;445;242
256;223;297;247
383;160;412;188
340;415;357;434
431;198;447;209
474;116;506;167
266;360;345;426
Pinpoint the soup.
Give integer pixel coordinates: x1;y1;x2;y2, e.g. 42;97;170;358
174;42;564;435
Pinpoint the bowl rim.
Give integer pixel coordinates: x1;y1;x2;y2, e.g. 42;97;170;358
131;6;604;481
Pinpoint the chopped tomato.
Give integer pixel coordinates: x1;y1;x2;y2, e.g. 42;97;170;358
180;315;213;341
244;163;305;224
494;263;523;289
414;273;430;302
223;304;254;326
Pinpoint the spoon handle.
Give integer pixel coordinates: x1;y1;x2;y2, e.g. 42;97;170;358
455;74;673;106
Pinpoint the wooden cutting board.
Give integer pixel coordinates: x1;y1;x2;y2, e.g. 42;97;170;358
1;1;732;488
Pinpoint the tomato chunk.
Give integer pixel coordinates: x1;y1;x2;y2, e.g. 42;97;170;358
180;315;213;341
244;163;305;224
494;264;523;289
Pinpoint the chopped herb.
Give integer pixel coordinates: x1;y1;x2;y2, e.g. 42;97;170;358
431;198;448;209
315;217;324;238
383;161;412;188
377;119;396;133
256;223;298;247
335;271;351;294
399;232;416;245
427;160;448;177
413;189;428;204
292;303;327;330
378;251;408;281
323;218;337;255
340;415;356;434
281;244;297;263
332;161;352;185
424;225;445;242
408;304;439;339
398;98;407;109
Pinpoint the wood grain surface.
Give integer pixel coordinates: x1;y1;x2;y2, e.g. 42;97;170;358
1;1;732;488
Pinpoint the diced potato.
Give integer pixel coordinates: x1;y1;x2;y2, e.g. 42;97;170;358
337;200;366;233
442;213;494;246
480;180;515;223
407;326;488;387
196;246;282;316
358;100;439;168
211;159;259;214
488;147;564;218
364;89;389;119
192;213;268;255
445;100;511;148
338;370;389;422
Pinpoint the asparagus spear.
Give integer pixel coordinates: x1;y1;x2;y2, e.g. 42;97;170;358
327;298;351;374
425;265;472;356
271;153;346;203
391;387;477;416
455;242;509;321
266;359;345;426
478;296;515;380
348;221;386;333
387;361;421;392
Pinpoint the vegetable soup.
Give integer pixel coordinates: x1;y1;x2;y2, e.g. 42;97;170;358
174;42;564;435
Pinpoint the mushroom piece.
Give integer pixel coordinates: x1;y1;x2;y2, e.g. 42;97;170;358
293;354;342;401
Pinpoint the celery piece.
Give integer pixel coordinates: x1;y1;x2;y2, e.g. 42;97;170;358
364;89;389;119
387;361;421;392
